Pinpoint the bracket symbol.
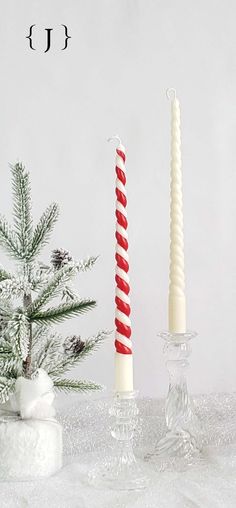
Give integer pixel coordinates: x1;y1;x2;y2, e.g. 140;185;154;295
26;24;36;50
26;24;71;52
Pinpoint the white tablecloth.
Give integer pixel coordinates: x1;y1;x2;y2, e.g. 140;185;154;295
1;393;236;508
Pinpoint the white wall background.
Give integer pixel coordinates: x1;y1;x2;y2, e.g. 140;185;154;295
0;0;236;398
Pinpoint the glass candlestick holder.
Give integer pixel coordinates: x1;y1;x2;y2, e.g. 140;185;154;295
89;390;149;490
146;331;201;470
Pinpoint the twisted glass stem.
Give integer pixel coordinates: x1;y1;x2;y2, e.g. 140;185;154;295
146;332;201;468
164;333;195;434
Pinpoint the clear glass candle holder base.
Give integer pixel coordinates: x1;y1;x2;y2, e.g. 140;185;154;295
88;391;149;491
146;331;202;471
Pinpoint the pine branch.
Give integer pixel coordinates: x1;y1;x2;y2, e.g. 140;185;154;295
62;285;80;301
0;266;12;282
55;256;98;302
30;299;96;325
28;203;59;260
0;216;21;259
0;357;22;378
74;330;109;362
76;256;98;272
43;355;69;377
31;324;49;351
53;378;101;393
11;163;33;256
0;343;13;358
0;338;12;350
27;262;53;292
0;278;23;299
35;336;62;371
29;262;77;315
0;301;12;321
46;352;76;377
0;377;15;403
0;163;103;394
46;330;108;377
7;311;30;360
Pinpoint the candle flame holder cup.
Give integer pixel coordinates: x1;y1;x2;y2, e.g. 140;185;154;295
88;390;149;490
146;331;202;471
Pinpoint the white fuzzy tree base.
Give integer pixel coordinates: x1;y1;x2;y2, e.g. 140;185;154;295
0;419;62;480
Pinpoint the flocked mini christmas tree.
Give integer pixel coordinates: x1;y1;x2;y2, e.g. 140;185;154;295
0;162;106;404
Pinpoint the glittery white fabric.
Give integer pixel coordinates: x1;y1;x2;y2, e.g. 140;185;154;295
1;393;236;507
0;419;63;480
0;369;61;480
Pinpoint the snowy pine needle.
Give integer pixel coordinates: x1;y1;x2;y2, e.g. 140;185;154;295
53;378;101;393
7;311;30;360
0;377;16;403
30;299;96;325
28;262;77;314
29;203;60;260
11;163;33;256
0;216;21;259
0;162;105;394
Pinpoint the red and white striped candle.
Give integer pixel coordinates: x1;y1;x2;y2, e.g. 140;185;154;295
109;136;133;392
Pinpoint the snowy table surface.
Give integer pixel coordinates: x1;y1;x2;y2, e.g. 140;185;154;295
1;392;236;508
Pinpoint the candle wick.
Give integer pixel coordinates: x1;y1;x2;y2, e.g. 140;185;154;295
166;88;177;101
107;135;122;147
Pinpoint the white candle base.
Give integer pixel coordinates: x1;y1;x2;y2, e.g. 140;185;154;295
0;418;62;480
114;352;133;392
168;295;186;334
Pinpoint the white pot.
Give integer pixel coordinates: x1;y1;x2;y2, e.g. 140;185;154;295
0;418;63;480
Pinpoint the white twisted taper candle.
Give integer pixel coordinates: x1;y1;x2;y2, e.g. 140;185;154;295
167;89;186;333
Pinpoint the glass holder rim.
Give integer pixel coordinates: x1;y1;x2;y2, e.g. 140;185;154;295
157;330;197;343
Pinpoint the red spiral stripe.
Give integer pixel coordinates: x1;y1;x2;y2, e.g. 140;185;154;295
115;146;132;355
